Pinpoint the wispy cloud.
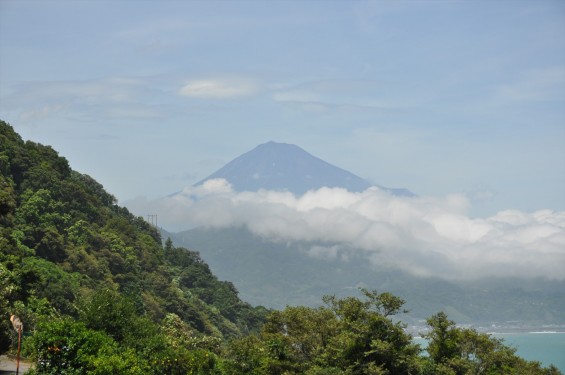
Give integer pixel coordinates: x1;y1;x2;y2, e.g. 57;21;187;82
2;77;165;124
272;79;399;113
494;66;565;103
11;77;145;103
19;103;68;122
126;179;565;281
179;78;259;99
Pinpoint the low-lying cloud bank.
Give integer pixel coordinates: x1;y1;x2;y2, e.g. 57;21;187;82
126;179;565;280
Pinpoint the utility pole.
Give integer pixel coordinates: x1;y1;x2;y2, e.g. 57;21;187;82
147;214;158;227
10;315;22;375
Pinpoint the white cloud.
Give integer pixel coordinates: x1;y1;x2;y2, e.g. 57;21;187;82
125;179;565;281
179;78;259;99
271;79;398;113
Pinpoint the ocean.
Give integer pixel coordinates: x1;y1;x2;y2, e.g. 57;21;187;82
413;332;565;373
493;332;565;373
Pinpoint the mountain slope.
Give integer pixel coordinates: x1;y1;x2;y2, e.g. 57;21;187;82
0;120;267;352
168;226;565;328
195;141;413;196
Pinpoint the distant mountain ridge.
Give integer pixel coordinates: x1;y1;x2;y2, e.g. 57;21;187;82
195;141;413;196
168;226;565;328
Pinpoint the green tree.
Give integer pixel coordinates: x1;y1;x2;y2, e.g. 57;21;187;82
78;289;145;344
424;312;460;365
0;263;18;352
227;290;422;375
28;318;123;375
220;335;268;375
262;305;338;368
0;173;16;225
322;290;421;374
424;311;563;375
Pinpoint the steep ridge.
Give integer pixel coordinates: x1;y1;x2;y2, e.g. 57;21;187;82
0;120;267;352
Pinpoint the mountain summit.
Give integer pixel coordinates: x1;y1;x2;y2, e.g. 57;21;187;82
195;141;413;196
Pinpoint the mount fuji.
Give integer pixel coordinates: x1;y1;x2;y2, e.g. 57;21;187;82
163;142;565;328
194;141;413;196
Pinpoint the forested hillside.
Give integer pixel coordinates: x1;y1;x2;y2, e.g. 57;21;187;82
1;120;561;374
0;120;267;371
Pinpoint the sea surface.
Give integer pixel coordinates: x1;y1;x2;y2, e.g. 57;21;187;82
493;332;565;373
413;332;565;373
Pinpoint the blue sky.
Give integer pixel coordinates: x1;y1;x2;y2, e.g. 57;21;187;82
1;0;564;219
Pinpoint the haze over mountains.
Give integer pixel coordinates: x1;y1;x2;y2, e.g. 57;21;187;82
167;226;565;327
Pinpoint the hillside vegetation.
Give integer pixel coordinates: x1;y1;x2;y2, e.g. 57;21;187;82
0;120;561;374
0;120;266;371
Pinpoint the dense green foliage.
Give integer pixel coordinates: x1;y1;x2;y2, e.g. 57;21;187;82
221;291;561;375
422;312;562;375
0;120;266;370
1;120;561;374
